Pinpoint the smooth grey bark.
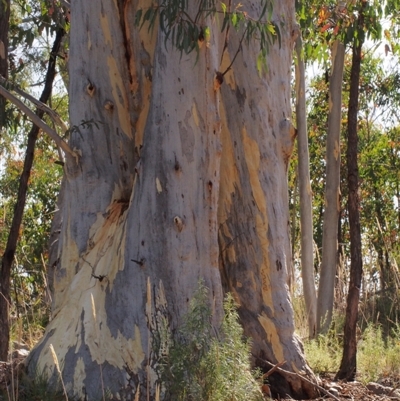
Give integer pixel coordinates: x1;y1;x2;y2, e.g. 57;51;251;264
26;1;317;399
317;40;345;334
295;34;317;339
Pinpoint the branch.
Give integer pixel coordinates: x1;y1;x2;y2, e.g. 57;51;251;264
255;355;341;401
262;360;286;379
59;0;70;9
0;84;78;163
0;75;68;134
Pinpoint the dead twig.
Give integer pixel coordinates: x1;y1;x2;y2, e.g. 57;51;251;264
262;360;286;379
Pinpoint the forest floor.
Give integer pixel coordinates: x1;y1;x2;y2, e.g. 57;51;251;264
2;354;400;400
288;373;400;401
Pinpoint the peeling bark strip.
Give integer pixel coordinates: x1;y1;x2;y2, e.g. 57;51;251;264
26;1;318;399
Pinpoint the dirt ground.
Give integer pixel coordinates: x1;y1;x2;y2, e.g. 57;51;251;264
286;374;400;401
2;355;400;400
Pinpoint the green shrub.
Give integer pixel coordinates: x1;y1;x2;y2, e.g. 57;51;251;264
157;283;264;401
357;324;386;383
303;333;341;374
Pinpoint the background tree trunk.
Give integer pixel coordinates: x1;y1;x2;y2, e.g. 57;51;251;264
336;11;364;381
317;40;345;334
26;1;317;399
0;0;10;129
295;34;317;339
0;29;64;361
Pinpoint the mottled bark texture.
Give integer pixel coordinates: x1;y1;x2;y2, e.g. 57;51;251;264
26;1;317;399
0;29;64;361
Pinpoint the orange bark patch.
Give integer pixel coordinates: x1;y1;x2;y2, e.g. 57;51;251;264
242;128;274;312
258;313;284;363
100;14;112;46
107;56;132;138
217;101;240;224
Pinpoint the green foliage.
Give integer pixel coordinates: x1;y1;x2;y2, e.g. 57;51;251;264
290;49;400;303
303;333;342;374
296;0;400;67
135;1;278;73
303;321;400;383
357;324;386;383
385;324;400;377
0;0;69;350
157;284;263;401
0;137;63;345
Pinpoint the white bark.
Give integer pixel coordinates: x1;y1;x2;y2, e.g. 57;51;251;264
317;40;345;334
26;1;317;399
295;34;317;339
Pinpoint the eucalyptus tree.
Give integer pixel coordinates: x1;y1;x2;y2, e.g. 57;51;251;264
17;0;320;399
336;0;400;380
295;33;317;338
296;0;346;336
316;37;345;334
335;4;365;380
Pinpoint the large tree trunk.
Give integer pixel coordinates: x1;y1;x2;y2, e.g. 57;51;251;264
27;1;317;399
317;40;345;334
336;11;364;381
294;34;317;339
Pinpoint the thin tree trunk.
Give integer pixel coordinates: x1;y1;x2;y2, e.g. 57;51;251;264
375;191;387;290
336;205;345;309
0;0;10;129
317;40;345;334
335;11;364;381
295;34;317;339
290;170;298;292
0;29;64;361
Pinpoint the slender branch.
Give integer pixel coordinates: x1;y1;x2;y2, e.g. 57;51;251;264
59;0;70;9
0;84;78;163
221;25;248;76
262;360;286;379
0;75;68;134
